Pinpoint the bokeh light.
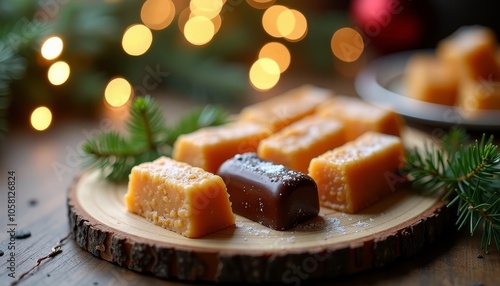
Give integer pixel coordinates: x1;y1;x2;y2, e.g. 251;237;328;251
104;77;132;107
246;0;275;9
31;106;53;131
178;7;192;33
262;5;289;38
122;24;153;56
211;14;222;34
259;42;290;72
331;27;364;62
284;10;307;42
276;8;295;38
190;0;223;19
140;0;176;30
47;61;70;85
249;58;280;90
41;36;63;60
184;16;215;45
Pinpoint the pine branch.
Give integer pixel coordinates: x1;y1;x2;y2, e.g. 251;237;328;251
127;95;168;150
400;144;453;195
82;96;228;182
82;131;144;182
402;128;500;253
82;96;169;182
441;127;470;157
165;104;228;146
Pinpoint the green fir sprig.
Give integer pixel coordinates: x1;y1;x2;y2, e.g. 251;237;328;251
402;128;500;253
82;95;228;182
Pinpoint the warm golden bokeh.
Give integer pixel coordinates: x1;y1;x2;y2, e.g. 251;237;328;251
246;0;275;9
41;36;64;60
262;5;289;38
284;10;307;42
211;14;222;34
190;0;223;19
31;106;53;131
184;16;215;45
140;0;176;30
331;27;364;62
177;7;192;33
112;1;310;98
262;5;307;41
249;58;281;90
104;77;132;108
259;42;290;72
47;61;70;85
122;24;153;56
276;8;295;38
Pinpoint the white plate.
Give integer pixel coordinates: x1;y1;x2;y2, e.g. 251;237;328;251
354;50;500;129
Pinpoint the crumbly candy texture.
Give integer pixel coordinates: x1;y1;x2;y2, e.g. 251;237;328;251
238;85;333;132
308;132;404;214
173;122;271;174
316;96;402;141
124;157;235;238
258;116;346;173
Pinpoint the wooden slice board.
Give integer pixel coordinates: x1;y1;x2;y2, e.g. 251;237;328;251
67;128;453;283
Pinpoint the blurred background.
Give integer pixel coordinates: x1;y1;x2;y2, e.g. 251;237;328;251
1;0;499;136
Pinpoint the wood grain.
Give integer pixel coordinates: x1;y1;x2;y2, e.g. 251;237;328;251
67;128;454;283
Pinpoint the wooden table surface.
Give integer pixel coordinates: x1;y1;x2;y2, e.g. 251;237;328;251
1;80;499;286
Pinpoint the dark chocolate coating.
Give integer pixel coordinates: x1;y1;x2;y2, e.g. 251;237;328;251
217;153;319;230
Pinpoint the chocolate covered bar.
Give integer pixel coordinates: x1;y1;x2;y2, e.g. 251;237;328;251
217;153;319;230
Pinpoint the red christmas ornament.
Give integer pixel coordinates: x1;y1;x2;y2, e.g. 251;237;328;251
350;0;426;54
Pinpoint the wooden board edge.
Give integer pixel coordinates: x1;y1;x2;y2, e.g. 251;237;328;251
67;173;454;283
